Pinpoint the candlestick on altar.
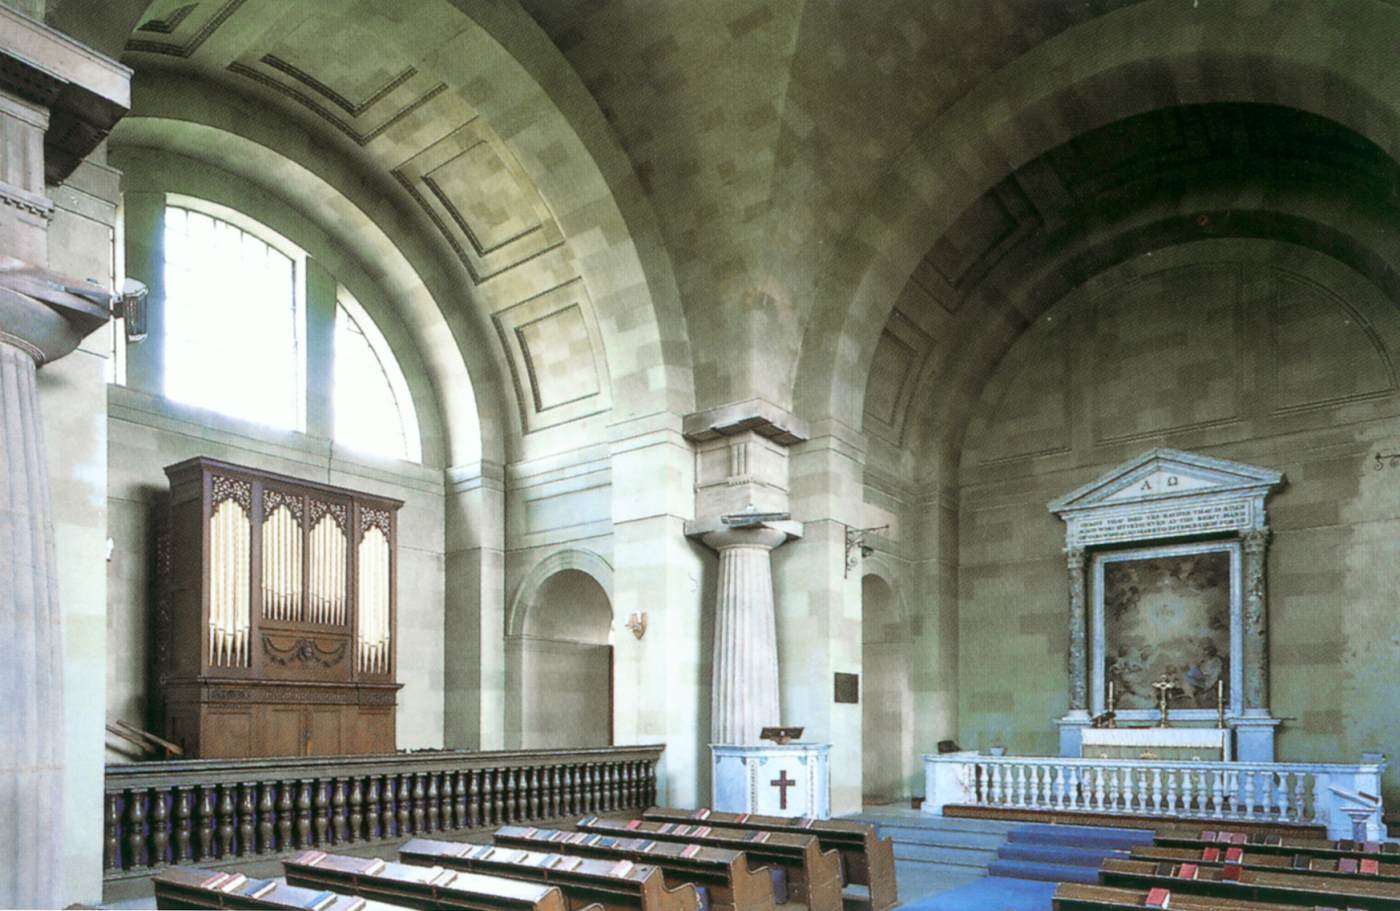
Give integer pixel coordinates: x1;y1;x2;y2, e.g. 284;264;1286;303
1216;678;1226;729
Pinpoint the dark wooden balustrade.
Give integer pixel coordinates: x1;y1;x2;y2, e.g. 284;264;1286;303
104;745;662;889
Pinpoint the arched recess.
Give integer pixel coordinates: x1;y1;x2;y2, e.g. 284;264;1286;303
860;564;913;804
506;550;616;749
793;0;1400;436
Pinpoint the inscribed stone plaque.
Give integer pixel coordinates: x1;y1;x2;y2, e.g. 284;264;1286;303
834;672;860;704
1103;551;1230;710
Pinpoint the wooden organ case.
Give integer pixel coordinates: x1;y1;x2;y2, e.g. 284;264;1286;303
157;457;403;758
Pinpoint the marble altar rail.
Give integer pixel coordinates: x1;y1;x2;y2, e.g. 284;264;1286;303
103;745;663;889
923;753;1385;841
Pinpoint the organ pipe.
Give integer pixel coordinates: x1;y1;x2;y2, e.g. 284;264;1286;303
309;514;347;626
261;504;303;621
208;498;251;667
357;526;391;674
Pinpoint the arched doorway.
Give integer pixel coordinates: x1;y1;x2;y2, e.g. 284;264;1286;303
862;573;912;804
512;566;614;749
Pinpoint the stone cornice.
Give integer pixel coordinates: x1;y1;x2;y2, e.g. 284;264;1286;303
683;398;810;446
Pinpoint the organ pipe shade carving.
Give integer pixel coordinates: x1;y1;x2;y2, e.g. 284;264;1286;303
209;497;251;667
261;503;303;621
308;512;348;626
358;525;391;674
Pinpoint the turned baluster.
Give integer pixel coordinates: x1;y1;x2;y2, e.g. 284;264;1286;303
628;762;640;807
126;789;146;869
313;781;330;845
558;766;571;816
332;778;348;842
508;768;521;822
277;781;294;851
217;784;236;857
196;787;215;861
380;775;397;837
604;764;617;810
482;769;496;826
147;787;169;867
104;793;120;871
348;779;364;842
426;773;440;832
647;761;658;805
493;768;506;823
257;783;274;853
365;777;381;840
439;773;453;830
409;773;425;832
237;784;255;856
519;769;530;820
451;772;465;829
397;775;412;835
590;764;602;811
1293;773;1307;824
295;780;313;847
467;770;480;828
550;766;563;816
524;767;537;819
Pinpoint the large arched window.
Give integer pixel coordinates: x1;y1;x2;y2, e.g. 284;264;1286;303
334;288;421;463
163;200;304;430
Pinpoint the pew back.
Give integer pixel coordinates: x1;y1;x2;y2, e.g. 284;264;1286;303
153;865;371;911
284;850;580;911
1101;856;1400;909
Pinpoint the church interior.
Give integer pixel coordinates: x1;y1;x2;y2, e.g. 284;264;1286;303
5;2;1400;910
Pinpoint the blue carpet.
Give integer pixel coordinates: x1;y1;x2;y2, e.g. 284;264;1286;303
1005;823;1154;849
987;858;1100;884
901;876;1059;911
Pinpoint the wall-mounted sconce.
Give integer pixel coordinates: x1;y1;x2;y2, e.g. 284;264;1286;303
624;611;647;640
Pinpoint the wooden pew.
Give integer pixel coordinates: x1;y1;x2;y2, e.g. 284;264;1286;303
1132;843;1400;882
642;808;897;911
1100;856;1400;909
399;837;701;911
152;865;372;911
493;825;775;911
576;816;843;911
284;850;598;911
1158;827;1400;863
1051;882;1322;910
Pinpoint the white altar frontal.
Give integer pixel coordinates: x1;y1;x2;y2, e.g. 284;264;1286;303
1081;727;1231;761
712;743;831;818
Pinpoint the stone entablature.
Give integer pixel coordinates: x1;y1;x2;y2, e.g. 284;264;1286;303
1048;448;1281;548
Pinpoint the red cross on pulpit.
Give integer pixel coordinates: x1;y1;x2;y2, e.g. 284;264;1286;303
770;769;797;810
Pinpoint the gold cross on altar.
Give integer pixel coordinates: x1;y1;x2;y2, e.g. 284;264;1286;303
1152;674;1177;727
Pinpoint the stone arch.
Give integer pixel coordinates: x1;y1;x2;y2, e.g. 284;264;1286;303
112;142;452;468
506;548;615;639
506;549;617;749
861;568;913;803
793;0;1400;435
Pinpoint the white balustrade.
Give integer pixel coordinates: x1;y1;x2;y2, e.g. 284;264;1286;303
923;752;1386;840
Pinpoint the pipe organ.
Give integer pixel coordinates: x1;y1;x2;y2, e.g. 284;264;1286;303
157;457;402;758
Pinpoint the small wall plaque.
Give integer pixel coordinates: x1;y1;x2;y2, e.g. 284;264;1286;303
834;672;859;704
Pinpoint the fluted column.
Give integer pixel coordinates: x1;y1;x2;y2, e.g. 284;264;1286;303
1066;546;1088;712
1242;527;1271;713
704;526;790;745
0;337;64;909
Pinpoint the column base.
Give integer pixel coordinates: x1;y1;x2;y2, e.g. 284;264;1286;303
1057;712;1091;757
712;743;830;818
1230;715;1281;763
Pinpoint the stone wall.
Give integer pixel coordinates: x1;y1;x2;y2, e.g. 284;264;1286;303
956;240;1400;802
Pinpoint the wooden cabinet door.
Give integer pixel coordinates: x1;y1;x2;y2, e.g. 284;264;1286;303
306;706;344;756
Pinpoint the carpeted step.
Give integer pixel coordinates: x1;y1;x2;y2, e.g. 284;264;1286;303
1005;822;1155;850
987;857;1102;885
847;812;1021;836
894;840;997;868
881;824;1009;850
898;875;1059;911
995;841;1125;868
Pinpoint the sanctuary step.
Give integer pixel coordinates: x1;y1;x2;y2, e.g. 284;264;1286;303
941;805;1327;839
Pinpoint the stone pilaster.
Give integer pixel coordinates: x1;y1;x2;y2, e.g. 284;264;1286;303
1066;546;1088;712
1242;527;1271;713
705;525;789;745
0;338;64;910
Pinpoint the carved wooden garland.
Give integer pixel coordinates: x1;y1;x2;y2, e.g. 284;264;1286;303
262;635;347;669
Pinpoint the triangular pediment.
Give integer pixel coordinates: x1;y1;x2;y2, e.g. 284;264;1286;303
1048;448;1284;514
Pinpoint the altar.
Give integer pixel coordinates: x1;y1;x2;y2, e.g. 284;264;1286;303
1080;727;1230;761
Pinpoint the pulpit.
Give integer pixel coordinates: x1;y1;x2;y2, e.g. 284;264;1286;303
712;743;831;818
